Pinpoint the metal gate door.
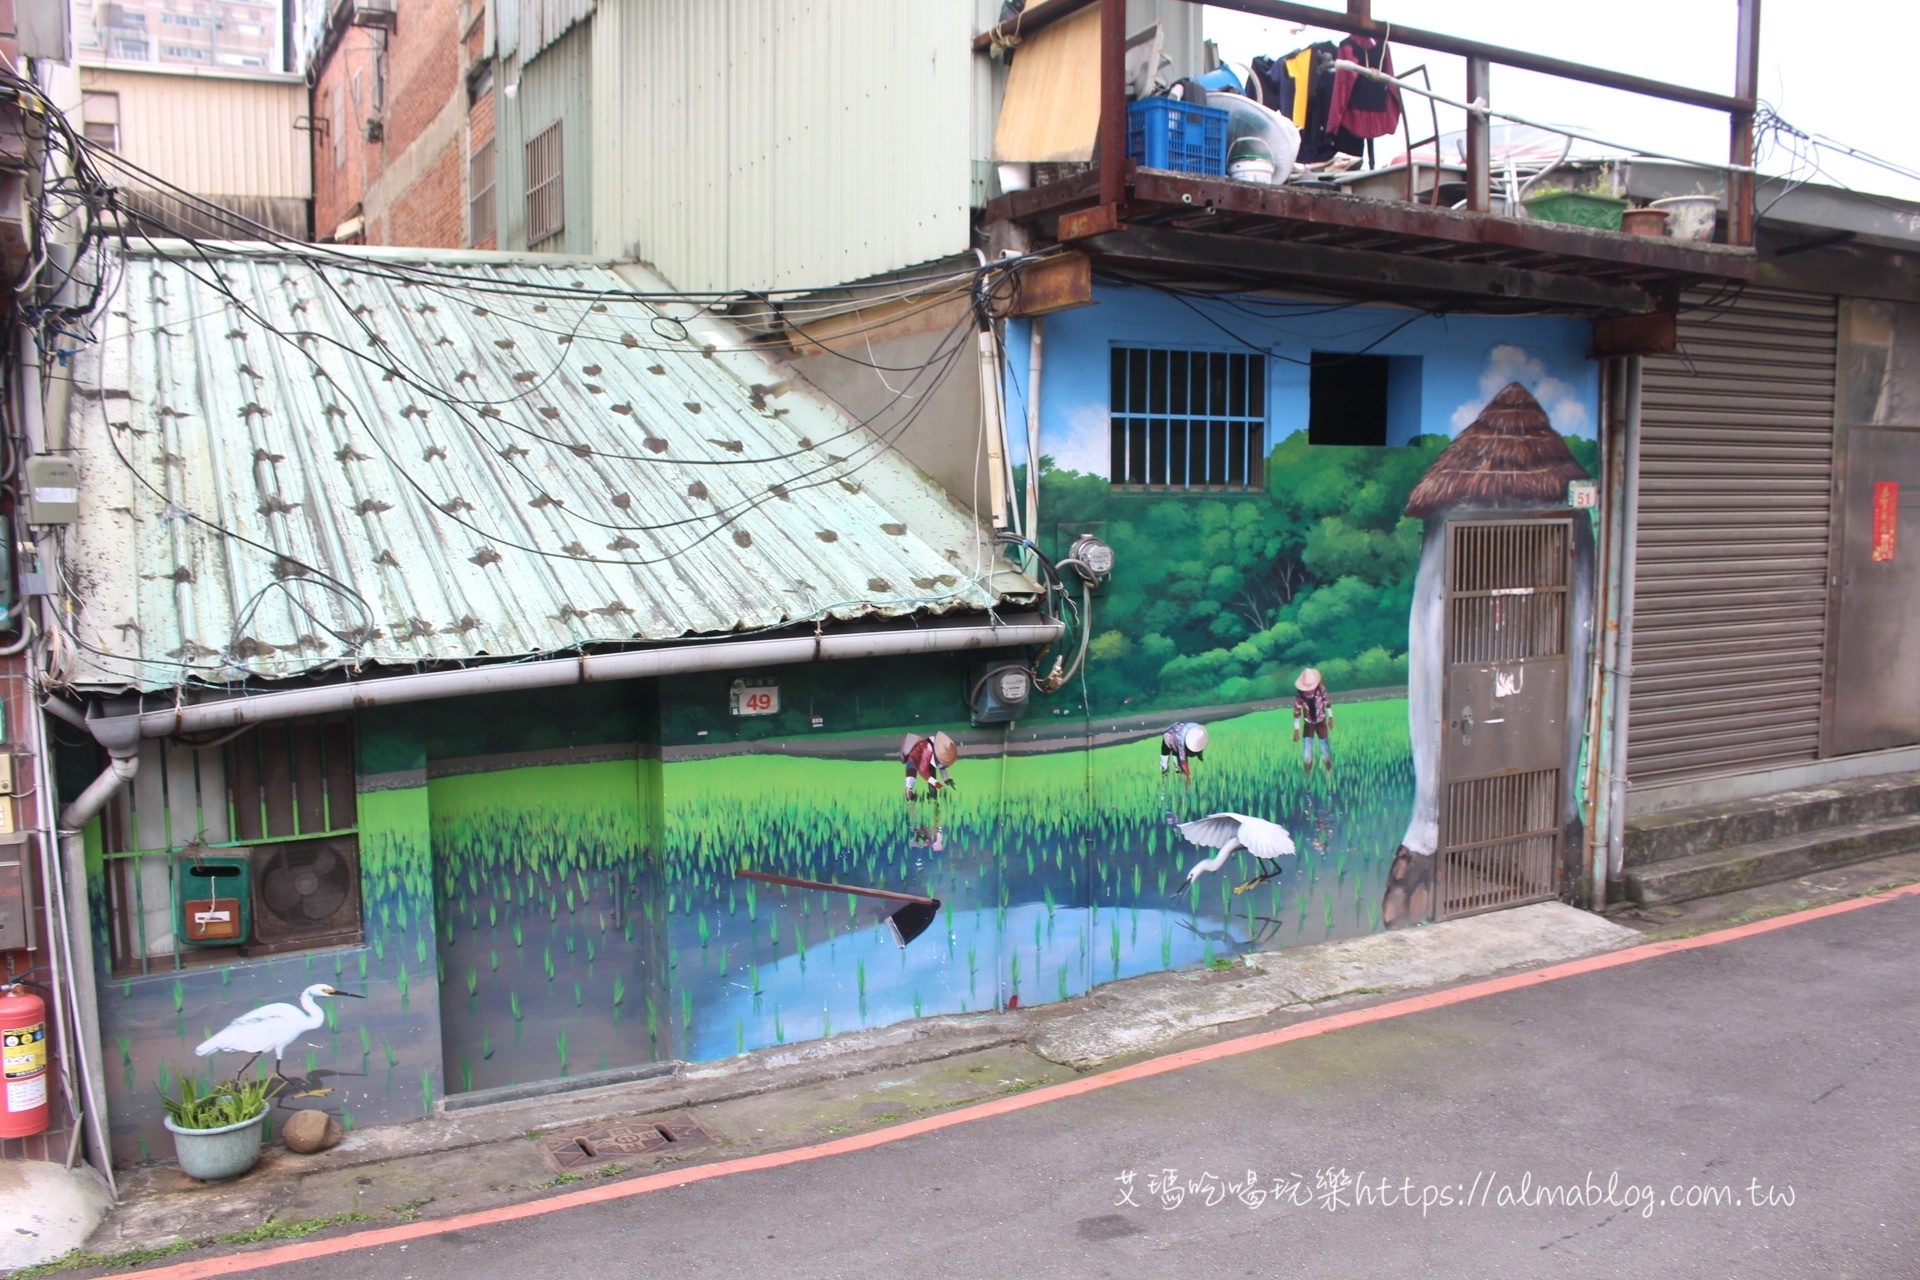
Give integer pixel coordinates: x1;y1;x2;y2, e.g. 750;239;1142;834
1631;288;1837;784
1436;518;1571;919
1828;425;1920;753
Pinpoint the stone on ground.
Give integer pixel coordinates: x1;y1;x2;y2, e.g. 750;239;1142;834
282;1109;345;1154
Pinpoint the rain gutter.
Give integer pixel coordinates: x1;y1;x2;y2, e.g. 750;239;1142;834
56;615;1062;830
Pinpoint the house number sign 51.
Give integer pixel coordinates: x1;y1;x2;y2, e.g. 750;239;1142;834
729;679;780;716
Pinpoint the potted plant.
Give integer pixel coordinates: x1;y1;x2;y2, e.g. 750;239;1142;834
161;1074;281;1182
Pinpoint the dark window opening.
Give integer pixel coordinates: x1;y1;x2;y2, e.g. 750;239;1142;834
1109;347;1266;491
1309;351;1391;446
1308;352;1424;447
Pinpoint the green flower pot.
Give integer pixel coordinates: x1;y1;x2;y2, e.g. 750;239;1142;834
165;1110;267;1182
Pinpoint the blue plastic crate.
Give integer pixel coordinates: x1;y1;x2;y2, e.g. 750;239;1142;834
1126;98;1228;175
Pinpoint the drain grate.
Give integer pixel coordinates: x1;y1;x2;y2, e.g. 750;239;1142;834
542;1115;714;1171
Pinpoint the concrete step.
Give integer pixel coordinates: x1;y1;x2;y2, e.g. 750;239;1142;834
1620;811;1920;905
1623;771;1920;869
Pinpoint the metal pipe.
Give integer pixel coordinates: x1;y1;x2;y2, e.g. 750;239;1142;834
1024;316;1044;543
1586;359;1631;908
1098;0;1126;209
85;618;1063;745
42;695;87;733
14;226;116;1185
1336;59;1756;176
1464;57;1490;214
1728;0;1762;244
976;0;1755;115
977;325;1012;530
1605;357;1645;886
60;755;137;832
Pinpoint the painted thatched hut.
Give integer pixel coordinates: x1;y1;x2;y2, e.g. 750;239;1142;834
1382;382;1595;928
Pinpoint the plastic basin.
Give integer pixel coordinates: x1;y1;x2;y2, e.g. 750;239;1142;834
1522;191;1628;231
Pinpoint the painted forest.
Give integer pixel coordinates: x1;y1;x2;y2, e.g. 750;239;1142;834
1037;429;1602;715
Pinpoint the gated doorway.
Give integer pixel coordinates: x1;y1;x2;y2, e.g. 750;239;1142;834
1436;517;1572;919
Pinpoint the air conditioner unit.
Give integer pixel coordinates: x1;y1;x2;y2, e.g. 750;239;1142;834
349;0;396;30
251;838;361;949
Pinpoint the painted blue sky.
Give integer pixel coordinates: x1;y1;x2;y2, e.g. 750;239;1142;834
1006;287;1599;476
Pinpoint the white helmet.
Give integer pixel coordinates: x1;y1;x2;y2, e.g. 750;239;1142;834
1182;723;1209;755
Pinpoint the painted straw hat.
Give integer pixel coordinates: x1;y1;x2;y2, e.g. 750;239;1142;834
1295;668;1323;692
930;731;960;767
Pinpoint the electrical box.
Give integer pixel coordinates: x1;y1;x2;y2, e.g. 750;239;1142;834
0;755;14;795
970;661;1033;726
0;835;33;951
177;854;251;946
24;457;78;526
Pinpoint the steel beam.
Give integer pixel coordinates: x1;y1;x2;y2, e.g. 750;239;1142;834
1079;226;1660;313
1119;171;1756;280
1098;0;1126;210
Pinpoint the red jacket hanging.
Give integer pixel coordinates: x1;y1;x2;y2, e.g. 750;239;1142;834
1325;35;1402;153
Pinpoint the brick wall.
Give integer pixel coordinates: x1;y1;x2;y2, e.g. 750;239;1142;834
310;1;486;248
385;142;465;248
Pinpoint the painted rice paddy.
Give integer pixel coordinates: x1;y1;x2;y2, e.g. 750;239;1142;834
428;701;1412;1093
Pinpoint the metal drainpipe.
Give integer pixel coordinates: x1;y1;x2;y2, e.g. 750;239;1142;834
31;688;119;1193
1584;360;1629;906
1605;356;1645;887
1024;315;1044;543
17;264;118;1185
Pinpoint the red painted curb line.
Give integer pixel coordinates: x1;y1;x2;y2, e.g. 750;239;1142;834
113;879;1920;1279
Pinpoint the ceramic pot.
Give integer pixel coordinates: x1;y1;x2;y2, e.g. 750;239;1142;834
165;1111;267;1182
1620;207;1671;237
1651;194;1718;242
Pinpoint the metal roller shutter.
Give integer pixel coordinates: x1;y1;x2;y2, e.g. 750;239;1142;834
1629;287;1837;786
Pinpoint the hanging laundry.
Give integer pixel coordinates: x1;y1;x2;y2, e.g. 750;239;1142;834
1246;43;1343;164
1325;35;1402;156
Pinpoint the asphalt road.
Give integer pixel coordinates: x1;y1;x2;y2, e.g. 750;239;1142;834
256;893;1919;1280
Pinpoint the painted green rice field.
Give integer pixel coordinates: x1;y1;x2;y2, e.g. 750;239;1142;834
431;702;1413;1086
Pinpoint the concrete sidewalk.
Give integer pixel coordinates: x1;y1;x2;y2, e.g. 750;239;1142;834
29;852;1912;1277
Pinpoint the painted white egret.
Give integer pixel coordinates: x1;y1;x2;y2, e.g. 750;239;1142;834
195;984;363;1079
1175;813;1296;896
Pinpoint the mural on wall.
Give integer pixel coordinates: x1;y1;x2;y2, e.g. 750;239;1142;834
84;297;1608;1159
83;709;443;1167
1381;382;1595;926
431;760;668;1094
195;983;366;1080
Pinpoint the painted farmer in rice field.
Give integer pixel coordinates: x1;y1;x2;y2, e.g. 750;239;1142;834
1293;668;1334;777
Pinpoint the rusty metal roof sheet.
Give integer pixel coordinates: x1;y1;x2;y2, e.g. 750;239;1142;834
65;243;1029;692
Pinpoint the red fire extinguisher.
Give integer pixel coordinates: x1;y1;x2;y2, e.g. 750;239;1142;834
0;984;49;1139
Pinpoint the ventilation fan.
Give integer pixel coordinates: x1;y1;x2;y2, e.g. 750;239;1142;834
251;838;362;948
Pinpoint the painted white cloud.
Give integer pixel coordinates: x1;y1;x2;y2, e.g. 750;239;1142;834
1047;401;1114;477
1451;343;1591;435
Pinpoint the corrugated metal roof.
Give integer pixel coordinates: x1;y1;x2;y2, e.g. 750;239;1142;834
65;243;1029;692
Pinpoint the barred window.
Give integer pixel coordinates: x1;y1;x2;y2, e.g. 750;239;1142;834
524;120;564;247
101;719;363;974
469;138;496;247
1109;348;1266;490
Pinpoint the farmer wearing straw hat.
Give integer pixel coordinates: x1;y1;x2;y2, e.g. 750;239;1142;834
1293;668;1334;776
901;731;959;801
